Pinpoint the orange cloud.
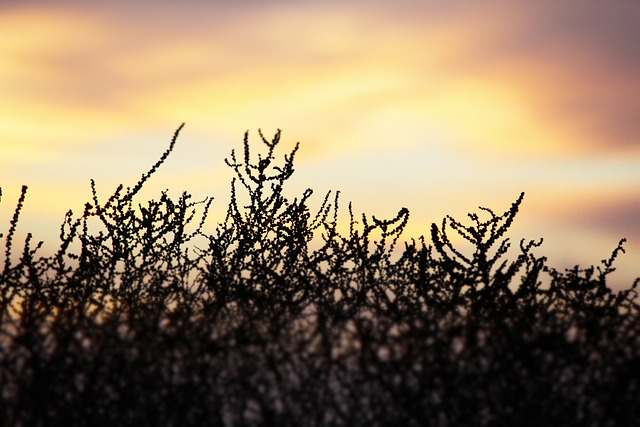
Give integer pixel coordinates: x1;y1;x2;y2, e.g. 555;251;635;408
4;2;637;166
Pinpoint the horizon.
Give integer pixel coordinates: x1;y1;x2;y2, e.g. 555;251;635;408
1;1;640;288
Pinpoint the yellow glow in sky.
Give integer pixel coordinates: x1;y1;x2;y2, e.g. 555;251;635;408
1;2;640;288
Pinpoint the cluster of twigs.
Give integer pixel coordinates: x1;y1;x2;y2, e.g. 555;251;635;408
1;125;638;426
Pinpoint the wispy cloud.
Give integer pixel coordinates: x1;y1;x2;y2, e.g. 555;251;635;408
1;1;639;286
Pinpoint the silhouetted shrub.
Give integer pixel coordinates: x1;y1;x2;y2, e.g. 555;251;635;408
1;125;638;426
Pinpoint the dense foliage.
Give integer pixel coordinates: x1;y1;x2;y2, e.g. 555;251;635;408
1;125;639;426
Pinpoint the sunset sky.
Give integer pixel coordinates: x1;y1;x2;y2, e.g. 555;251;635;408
1;1;640;288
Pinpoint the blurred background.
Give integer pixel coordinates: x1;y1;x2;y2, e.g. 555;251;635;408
1;1;639;289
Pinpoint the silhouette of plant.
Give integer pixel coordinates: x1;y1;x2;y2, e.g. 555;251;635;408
1;125;638;426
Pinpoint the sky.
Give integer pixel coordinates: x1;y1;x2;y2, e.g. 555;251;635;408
1;1;640;288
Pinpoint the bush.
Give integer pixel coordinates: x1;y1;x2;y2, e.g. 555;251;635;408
1;125;639;426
